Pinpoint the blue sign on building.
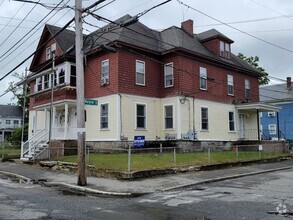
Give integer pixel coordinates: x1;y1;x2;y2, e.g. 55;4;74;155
134;136;145;148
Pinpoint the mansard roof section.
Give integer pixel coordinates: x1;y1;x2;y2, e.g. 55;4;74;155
197;29;234;43
0;105;22;118
84;14;162;54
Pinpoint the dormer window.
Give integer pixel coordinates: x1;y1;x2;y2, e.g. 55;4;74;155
46;47;51;60
220;41;230;59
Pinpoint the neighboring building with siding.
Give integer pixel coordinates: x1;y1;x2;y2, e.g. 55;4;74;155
0;105;23;142
259;77;293;141
22;15;279;159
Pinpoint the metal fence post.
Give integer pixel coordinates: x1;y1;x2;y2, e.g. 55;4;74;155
160;143;163;154
208;147;211;164
128;145;131;172
236;145;239;161
173;148;176;167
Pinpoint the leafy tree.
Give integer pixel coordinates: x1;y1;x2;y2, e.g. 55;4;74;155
7;72;30;143
7;72;30;123
237;53;270;86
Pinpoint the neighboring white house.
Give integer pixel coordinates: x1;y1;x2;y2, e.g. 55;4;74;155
0;105;23;142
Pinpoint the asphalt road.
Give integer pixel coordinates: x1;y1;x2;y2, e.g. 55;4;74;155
0;168;292;220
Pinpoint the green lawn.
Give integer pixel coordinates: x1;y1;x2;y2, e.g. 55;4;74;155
55;151;291;171
0;146;21;159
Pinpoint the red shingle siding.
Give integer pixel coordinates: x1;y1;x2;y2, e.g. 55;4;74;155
117;50;162;98
202;39;220;56
84;52;119;98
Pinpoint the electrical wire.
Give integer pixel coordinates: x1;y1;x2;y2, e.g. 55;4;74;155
176;0;293;54
0;0;67;62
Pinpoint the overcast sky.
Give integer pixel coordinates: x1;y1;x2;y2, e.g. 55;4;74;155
0;0;292;104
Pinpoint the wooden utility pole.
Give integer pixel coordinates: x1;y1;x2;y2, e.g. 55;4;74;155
75;0;87;186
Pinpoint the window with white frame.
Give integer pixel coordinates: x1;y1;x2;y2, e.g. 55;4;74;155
101;60;109;84
100;104;109;129
70;65;76;87
268;112;275;117
227;74;234;95
164;63;173;87
6;120;10;125
220;41;230;58
136;104;146;129
269;124;276;135
46;47;51;60
164;105;173;129
43;74;50;89
229;111;235;131
200;67;207;90
245;79;250;99
201;107;209;130
136;60;145;85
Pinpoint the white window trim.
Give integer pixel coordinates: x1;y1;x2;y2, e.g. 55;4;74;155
100;103;109;130
136;60;145;86
228;110;236;132
268;111;276;117
164;104;174;130
101;59;109;80
200;67;207;90
46;47;51;60
227;74;234;96
269;124;277;135
135;103;147;130
200;106;209;131
164;62;174;88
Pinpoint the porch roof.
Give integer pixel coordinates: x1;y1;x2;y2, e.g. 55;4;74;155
235;102;281;112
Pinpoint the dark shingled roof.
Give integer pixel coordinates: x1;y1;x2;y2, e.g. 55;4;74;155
45;14;261;76
0;105;22;118
259;84;293;102
45;24;77;55
197;29;234;43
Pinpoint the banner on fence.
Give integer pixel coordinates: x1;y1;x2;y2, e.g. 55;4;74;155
134;136;145;148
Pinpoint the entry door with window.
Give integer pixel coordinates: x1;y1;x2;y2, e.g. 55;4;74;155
239;114;245;139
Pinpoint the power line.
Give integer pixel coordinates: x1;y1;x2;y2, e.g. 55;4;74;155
197;14;293;28
176;0;293;54
0;2;25;35
249;0;293;21
0;0;40;48
0;0;68;63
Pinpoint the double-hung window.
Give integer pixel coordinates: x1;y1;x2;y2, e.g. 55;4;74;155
101;60;109;84
200;67;207;90
229;111;235;132
136;104;146;129
220;41;230;58
164;63;173;87
227;74;234;95
164;105;173;129
245;79;250;99
136;60;145;85
100;104;109;129
201;107;209;130
46;47;51;60
269;124;276;135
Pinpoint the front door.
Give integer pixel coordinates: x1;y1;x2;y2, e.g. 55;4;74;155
239;113;245;139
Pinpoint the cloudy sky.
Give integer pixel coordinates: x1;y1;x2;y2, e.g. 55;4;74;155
0;0;292;104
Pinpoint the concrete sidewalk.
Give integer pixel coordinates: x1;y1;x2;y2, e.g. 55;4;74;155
0;160;292;197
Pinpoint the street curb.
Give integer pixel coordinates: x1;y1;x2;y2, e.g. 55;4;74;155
0;170;141;197
43;182;135;197
161;166;293;192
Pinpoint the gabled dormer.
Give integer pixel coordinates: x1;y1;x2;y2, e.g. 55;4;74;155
30;24;76;72
197;29;234;59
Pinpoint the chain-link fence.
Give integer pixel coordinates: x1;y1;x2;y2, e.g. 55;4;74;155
48;142;290;172
0;141;21;161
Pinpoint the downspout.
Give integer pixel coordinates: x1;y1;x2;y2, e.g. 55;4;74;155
193;97;195;134
257;109;260;141
277;111;280;140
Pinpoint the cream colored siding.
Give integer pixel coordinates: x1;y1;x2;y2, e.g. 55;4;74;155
85;95;118;141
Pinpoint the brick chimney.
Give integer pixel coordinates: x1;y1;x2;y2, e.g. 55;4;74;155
287;77;292;89
181;19;194;36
